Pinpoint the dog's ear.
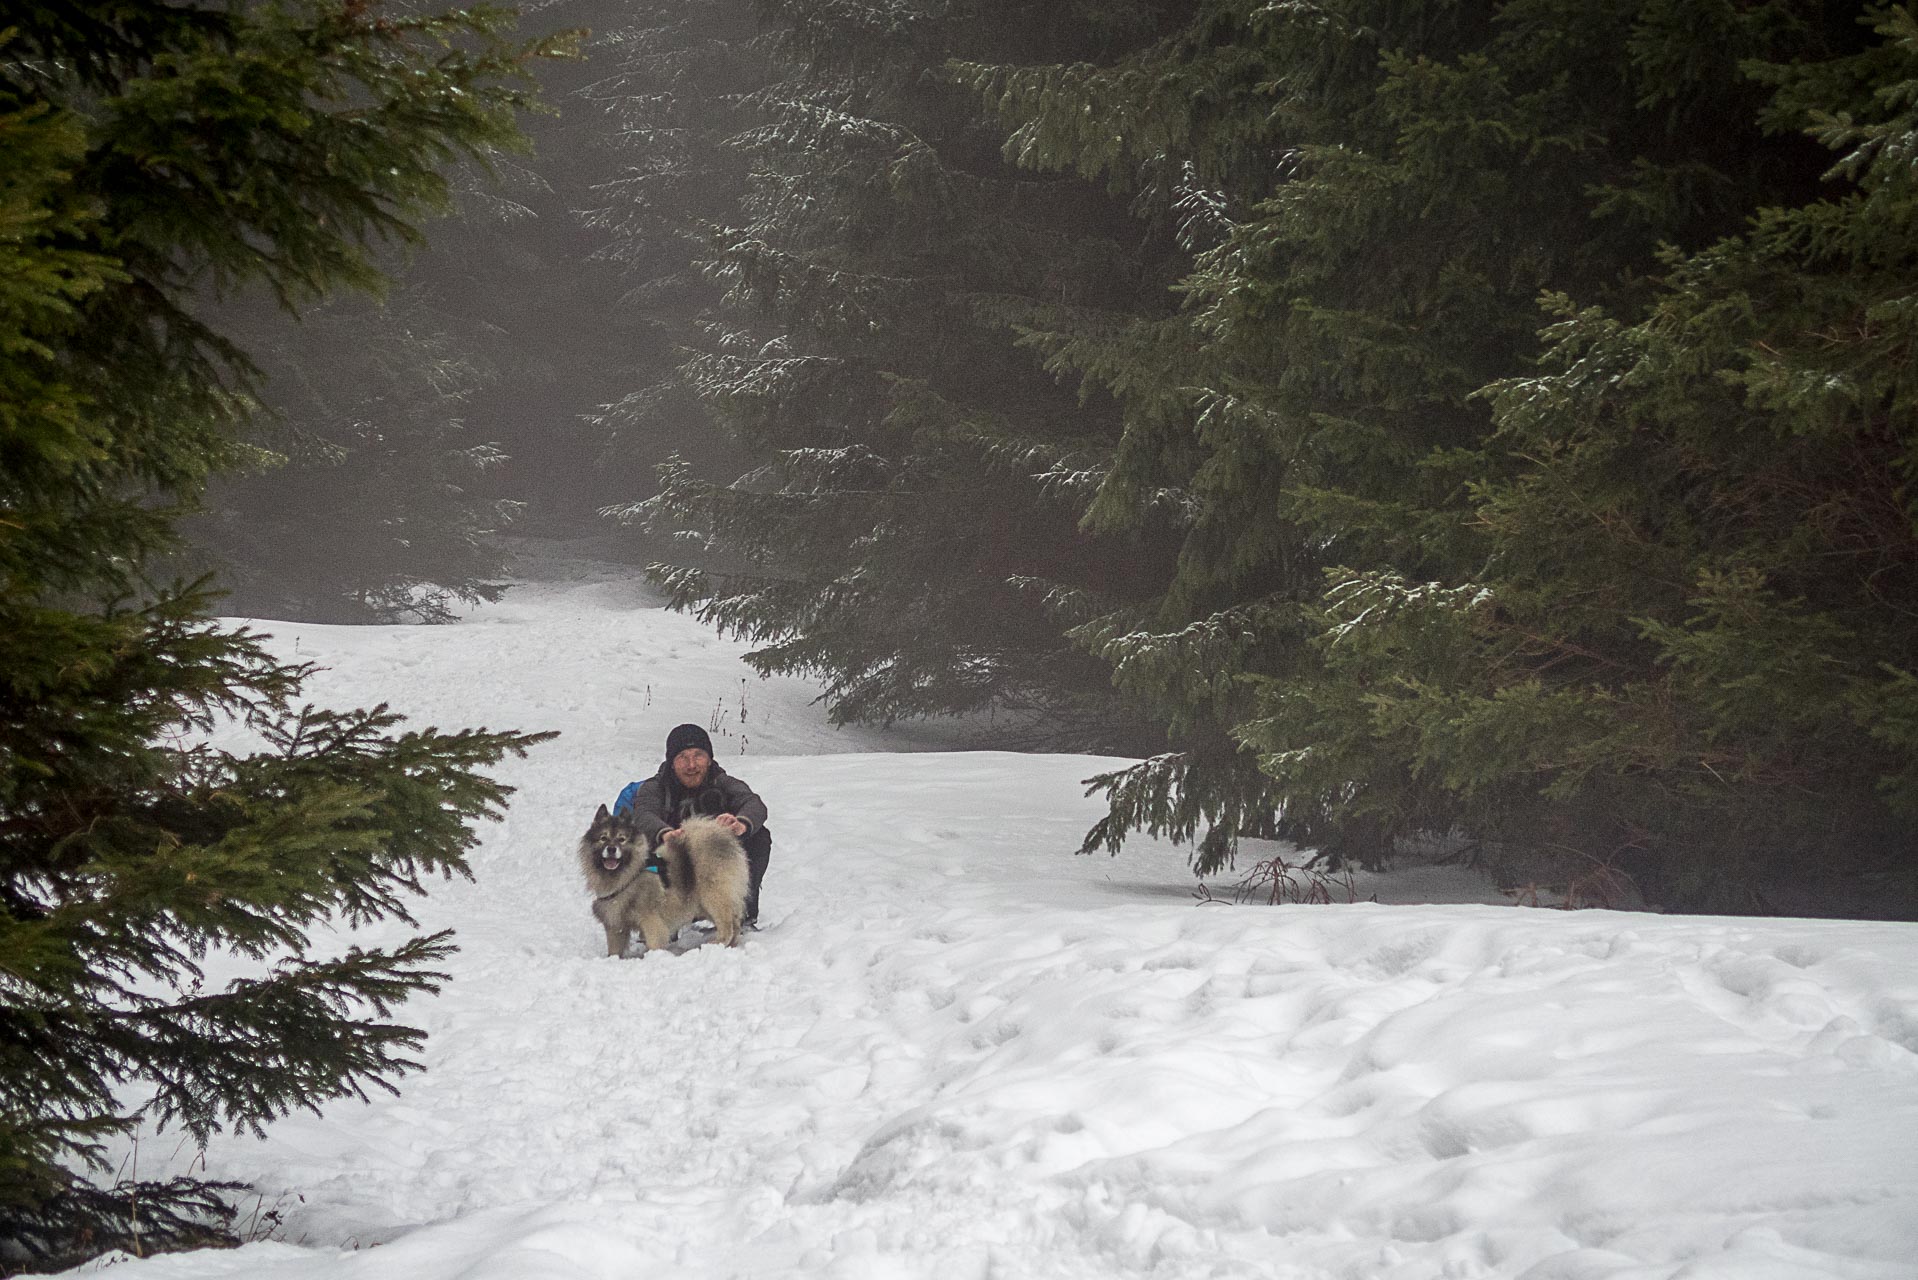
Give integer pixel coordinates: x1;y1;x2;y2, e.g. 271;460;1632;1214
594;803;611;822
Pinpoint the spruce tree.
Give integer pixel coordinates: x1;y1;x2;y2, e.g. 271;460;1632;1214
593;0;1181;744
1274;5;1918;909
966;0;1897;905
574;0;773;500
0;4;568;1268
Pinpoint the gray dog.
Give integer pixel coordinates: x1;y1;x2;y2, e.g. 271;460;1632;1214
578;806;751;956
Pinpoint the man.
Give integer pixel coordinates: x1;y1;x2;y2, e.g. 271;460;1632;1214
614;724;772;927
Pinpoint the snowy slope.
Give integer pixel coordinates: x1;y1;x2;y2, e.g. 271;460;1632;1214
73;540;1918;1280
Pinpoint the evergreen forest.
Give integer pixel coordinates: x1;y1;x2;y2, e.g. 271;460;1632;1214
586;0;1918;917
3;0;1916;1267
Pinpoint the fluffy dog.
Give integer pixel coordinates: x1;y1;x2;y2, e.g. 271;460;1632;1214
578;805;750;956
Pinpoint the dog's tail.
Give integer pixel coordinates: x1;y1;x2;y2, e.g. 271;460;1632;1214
661;828;699;899
678;839;700;898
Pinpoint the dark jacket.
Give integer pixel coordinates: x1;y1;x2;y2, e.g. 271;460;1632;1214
613;761;767;846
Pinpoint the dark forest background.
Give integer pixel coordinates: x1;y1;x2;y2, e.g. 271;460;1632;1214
188;0;1918;918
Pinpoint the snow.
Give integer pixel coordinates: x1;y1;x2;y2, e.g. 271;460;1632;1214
73;539;1918;1280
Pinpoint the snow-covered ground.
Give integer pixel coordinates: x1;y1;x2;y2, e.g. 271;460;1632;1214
75;539;1918;1280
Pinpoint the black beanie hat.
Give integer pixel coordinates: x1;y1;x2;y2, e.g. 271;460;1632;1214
665;723;715;761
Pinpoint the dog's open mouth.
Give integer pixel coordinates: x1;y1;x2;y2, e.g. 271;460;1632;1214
599;845;624;871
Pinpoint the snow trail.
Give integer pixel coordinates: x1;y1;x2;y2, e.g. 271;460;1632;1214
77;540;1918;1280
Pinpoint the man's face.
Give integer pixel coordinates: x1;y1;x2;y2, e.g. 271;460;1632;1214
673;747;712;789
